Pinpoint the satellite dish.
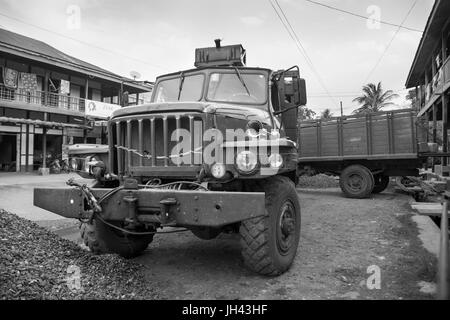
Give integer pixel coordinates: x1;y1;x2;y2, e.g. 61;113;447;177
130;71;141;80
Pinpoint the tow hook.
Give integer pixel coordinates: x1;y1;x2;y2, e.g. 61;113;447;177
123;178;139;229
123;194;138;229
160;198;178;224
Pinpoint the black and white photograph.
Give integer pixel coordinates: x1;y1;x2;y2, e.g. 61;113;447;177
0;0;449;306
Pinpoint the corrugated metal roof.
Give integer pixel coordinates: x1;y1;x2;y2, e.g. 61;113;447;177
0;28;120;78
0;28;153;93
405;0;450;88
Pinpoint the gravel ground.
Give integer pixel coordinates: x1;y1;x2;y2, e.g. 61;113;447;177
297;174;339;189
0;209;158;300
0;186;437;300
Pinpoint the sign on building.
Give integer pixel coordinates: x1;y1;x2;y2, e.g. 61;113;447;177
85;99;121;119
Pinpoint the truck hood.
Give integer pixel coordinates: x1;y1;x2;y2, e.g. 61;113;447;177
111;102;272;125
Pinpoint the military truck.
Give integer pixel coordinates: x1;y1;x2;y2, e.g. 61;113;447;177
34;41;306;276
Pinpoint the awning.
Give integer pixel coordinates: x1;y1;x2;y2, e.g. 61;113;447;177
0;116;92;130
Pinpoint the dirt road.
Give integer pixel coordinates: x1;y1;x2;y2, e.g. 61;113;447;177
134;187;437;300
0;173;437;299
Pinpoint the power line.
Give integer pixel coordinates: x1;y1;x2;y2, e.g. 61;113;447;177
303;0;423;33
0;11;168;72
364;0;419;83
269;0;339;108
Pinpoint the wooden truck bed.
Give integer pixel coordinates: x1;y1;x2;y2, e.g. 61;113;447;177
298;109;419;162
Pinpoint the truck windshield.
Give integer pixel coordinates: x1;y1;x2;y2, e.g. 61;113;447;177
154;74;204;103
207;73;267;105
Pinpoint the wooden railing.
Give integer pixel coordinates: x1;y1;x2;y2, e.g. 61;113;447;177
426;57;450;104
0;84;86;113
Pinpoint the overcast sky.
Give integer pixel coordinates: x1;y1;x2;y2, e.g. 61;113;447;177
0;0;434;115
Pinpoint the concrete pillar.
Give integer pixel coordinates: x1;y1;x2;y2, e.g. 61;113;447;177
42;127;47;169
433;104;438;169
28;125;34;171
20;124;27;172
44;71;49;106
433;104;438;143
444;94;449;166
85;78;89;99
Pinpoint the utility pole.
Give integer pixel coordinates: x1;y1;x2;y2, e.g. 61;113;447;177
340;101;343;117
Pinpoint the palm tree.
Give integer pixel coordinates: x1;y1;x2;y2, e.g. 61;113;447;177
352;82;399;114
321;108;333;119
298;106;316;120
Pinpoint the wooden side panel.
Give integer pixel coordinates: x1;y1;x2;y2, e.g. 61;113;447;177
392;112;415;154
320;122;339;156
299;125;319;157
342;118;367;156
371;114;389;155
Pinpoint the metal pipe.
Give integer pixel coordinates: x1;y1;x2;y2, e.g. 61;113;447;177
151;118;156;167
108;122;114;173
138;119;144;166
176;116;181;167
116;121;123;176
163;117;168;167
438;199;450;300
189;116;194;166
127;120;132;173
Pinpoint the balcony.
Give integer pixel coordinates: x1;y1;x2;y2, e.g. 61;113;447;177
419;57;450;116
0;84;86;114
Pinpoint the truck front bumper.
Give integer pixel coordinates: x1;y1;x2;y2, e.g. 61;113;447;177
34;187;266;227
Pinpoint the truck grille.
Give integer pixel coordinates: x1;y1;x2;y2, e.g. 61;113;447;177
109;114;204;177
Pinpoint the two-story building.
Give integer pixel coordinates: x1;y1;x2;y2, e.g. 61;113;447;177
406;0;450;166
0;28;153;172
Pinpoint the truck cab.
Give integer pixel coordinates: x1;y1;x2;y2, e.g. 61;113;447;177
34;41;307;276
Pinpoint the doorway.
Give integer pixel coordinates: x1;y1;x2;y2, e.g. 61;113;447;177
0;133;17;172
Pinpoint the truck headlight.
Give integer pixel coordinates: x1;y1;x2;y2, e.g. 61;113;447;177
211;163;226;179
269;153;283;169
236;150;258;174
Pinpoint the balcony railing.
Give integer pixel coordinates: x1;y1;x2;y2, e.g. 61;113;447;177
420;57;450;114
445;56;450;88
0;84;85;113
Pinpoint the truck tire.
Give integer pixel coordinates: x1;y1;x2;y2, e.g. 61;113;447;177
240;176;301;276
372;175;390;194
80;217;153;258
191;227;222;240
339;165;374;199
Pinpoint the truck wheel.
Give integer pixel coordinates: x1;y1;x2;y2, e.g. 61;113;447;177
372;175;390;194
80;217;153;258
339;165;374;199
240;176;301;276
191;227;222;240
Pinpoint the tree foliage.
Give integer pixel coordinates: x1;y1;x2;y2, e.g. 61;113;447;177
320;108;333;119
352;82;399;114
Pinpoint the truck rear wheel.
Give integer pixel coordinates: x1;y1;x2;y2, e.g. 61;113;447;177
80;217;153;259
339;165;374;199
372;175;390;194
240;176;301;276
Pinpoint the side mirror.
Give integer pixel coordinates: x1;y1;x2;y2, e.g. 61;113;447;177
277;71;307;110
298;78;307;106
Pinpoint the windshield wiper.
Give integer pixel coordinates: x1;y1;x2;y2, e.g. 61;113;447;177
233;67;251;97
177;72;185;101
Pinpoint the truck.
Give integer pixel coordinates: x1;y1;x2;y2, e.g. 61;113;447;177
297;109;425;198
34;41;307;276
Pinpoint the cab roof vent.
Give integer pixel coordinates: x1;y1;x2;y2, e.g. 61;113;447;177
195;40;246;68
